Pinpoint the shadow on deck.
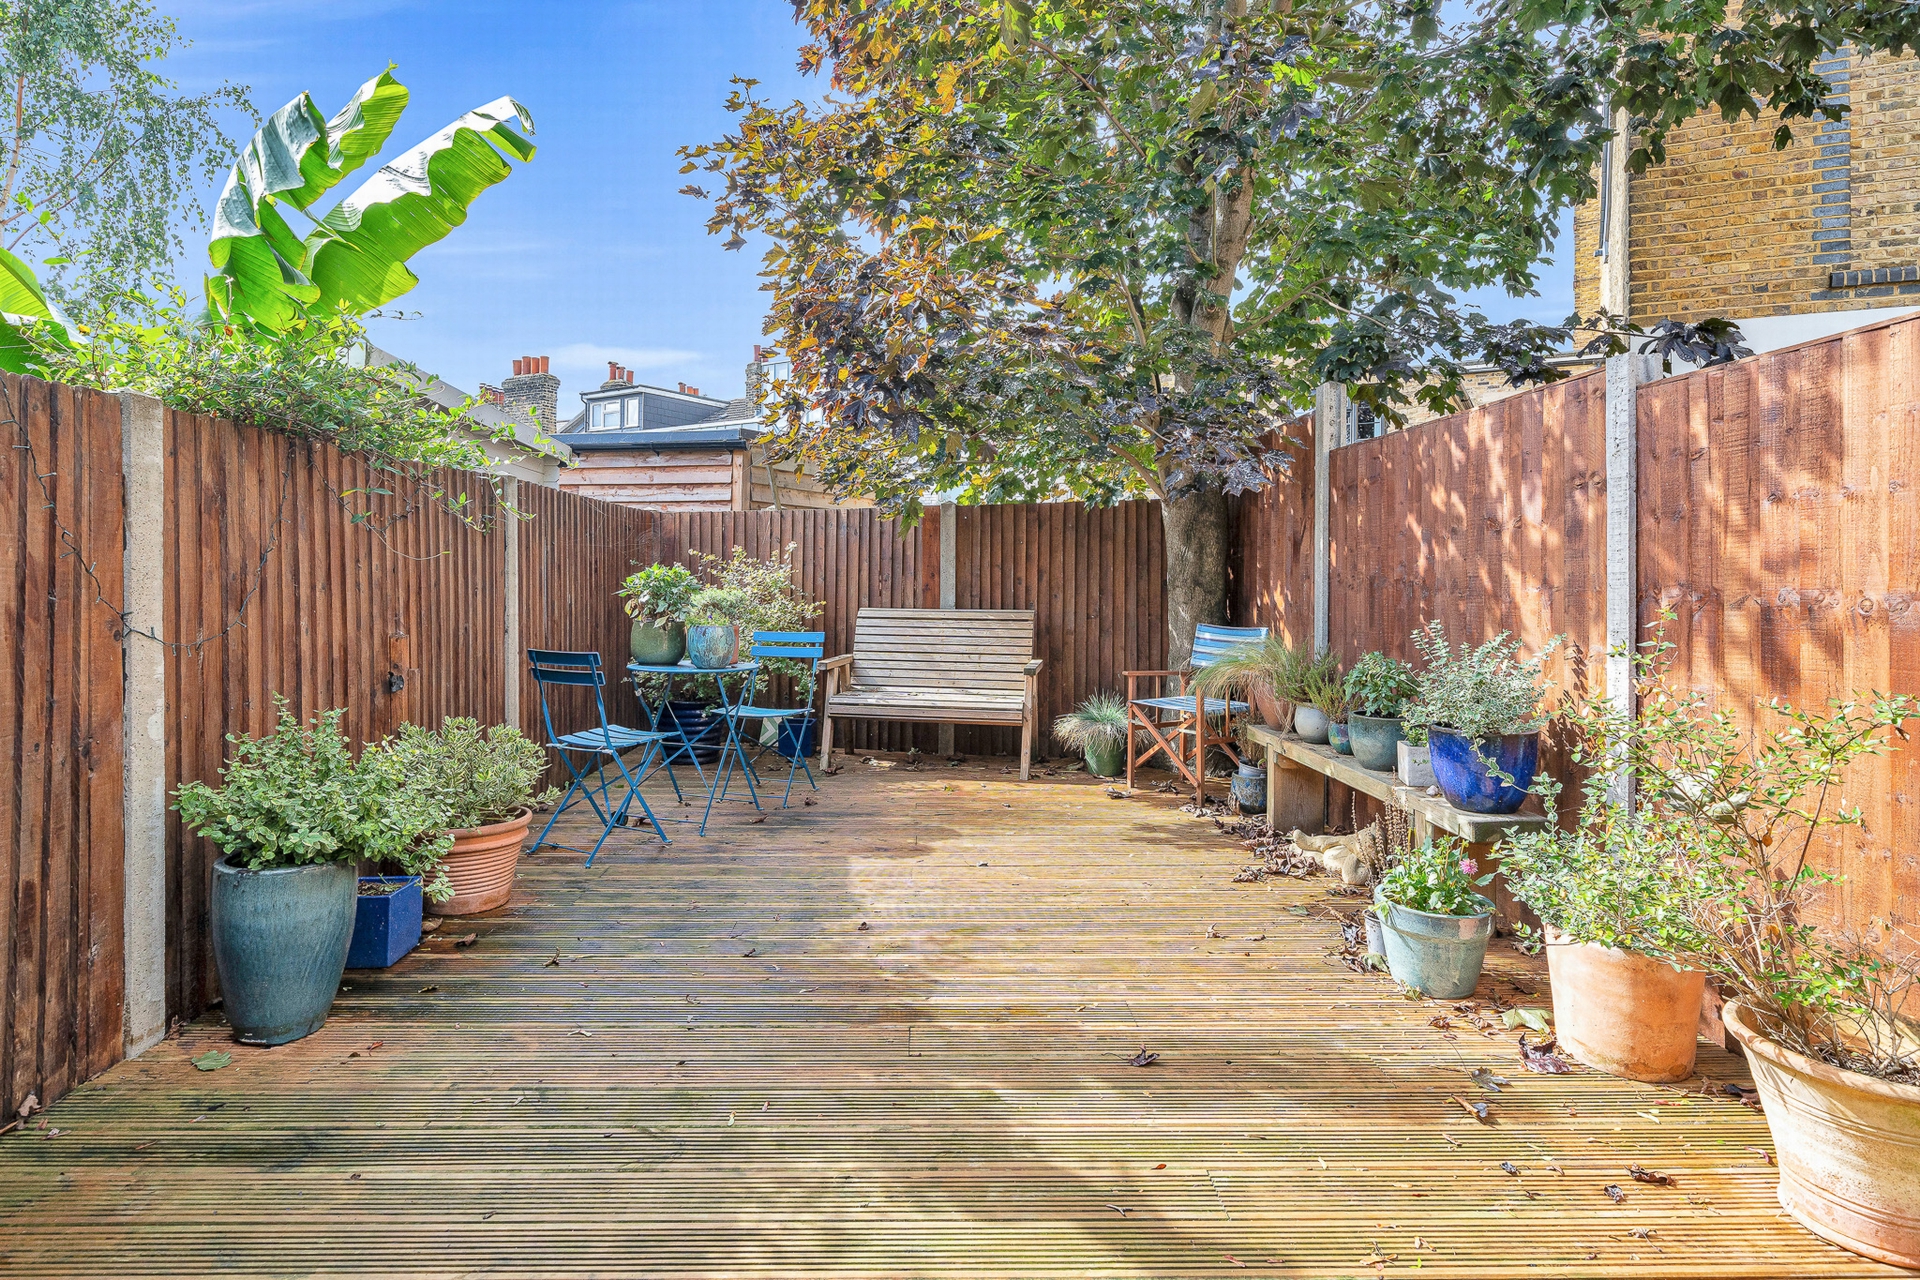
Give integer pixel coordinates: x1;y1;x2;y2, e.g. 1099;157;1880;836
0;753;1900;1277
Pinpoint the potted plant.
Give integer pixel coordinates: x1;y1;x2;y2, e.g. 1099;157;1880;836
1191;635;1313;731
1561;635;1920;1265
347;875;424;969
1054;691;1129;778
1228;720;1266;812
618;562;699;665
1294;658;1345;746
1345;652;1416;772
685;586;750;669
1402;621;1559;814
1398;723;1436;787
173;698;453;1045
378;718;556;917
1374;837;1497;999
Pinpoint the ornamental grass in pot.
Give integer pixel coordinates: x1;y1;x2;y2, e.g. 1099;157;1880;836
618;563;698;666
173;698;453;1045
1054;692;1129;778
380;718;556;917
1304;665;1353;753
1402;621;1559;814
1190;635;1315;731
1373;838;1497;1000
1345;652;1416;772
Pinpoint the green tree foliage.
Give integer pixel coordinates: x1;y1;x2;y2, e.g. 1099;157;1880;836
0;0;251;301
687;0;1920;657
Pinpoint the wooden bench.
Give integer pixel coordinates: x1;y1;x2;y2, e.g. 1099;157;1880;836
818;609;1043;779
1245;725;1552;931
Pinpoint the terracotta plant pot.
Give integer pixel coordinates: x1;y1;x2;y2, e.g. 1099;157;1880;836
1250;686;1293;732
1724;1001;1920;1270
1546;934;1705;1083
430;808;532;917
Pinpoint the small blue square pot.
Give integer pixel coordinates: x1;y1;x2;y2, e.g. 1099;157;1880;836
347;876;422;969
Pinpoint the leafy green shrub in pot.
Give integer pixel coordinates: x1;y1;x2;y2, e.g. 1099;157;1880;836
1373;838;1496;999
618;563;699;665
1402;621;1560;813
1053;692;1128;778
1536;627;1920;1264
376;718;558;917
686;586;752;668
174;697;453;1044
1345;652;1416;771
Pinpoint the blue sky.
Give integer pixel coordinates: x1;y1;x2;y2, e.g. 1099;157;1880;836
158;0;1572;411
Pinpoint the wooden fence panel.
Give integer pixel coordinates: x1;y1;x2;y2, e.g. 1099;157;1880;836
1229;421;1316;646
0;377;126;1118
1639;317;1920;938
515;484;657;772
163;417;509;1022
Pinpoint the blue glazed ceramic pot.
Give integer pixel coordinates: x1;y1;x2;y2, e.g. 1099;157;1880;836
211;856;356;1045
1375;888;1496;1000
686;624;739;670
1328;722;1353;755
1427;728;1539;814
1229;764;1267;813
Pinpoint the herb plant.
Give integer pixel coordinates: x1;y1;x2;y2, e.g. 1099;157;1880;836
1053;692;1129;753
1402;621;1560;742
687;586;754;627
1345;652;1417;719
619;562;700;622
1302;664;1351;722
172;696;454;901
1377;838;1496;918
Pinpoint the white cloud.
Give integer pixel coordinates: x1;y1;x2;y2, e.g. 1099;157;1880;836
549;343;703;374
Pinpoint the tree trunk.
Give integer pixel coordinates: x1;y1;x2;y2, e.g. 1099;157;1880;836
1161;482;1232;668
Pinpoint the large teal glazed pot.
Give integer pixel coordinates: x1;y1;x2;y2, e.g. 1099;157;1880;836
1374;888;1495;1000
687;624;740;670
630;617;687;666
211;856;356;1046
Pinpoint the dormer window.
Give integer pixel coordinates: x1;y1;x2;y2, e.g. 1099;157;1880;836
590;396;639;430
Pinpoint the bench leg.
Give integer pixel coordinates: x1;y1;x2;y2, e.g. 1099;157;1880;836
818;712;835;773
1271;757;1327;834
1019;712;1033;781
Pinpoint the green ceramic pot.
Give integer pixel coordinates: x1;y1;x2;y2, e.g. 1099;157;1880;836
1348;714;1405;772
211;856;356;1045
1084;738;1125;779
630;617;687;666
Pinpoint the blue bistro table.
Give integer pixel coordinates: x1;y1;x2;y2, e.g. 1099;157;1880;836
627;660;765;834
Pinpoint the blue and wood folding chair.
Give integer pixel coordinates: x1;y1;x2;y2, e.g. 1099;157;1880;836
719;631;826;813
527;649;674;864
1124;623;1269;804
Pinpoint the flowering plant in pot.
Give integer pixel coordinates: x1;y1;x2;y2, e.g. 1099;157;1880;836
173;697;452;1045
1401;621;1560;814
1190;635;1313;730
1374;838;1497;999
378;718;556;917
617;562;699;665
1053;691;1129;779
1344;652;1416;772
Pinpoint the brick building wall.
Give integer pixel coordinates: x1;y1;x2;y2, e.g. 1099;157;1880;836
1573;49;1920;322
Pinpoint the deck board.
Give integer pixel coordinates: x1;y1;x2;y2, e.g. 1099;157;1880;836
0;758;1899;1278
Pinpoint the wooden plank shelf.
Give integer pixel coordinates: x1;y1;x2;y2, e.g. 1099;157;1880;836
1245;725;1552;846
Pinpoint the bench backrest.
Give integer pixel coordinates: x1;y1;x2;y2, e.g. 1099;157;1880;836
848;608;1036;694
1192;623;1269;668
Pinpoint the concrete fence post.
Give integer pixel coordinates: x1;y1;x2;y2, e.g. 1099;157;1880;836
938;500;957;757
1603;352;1642;808
1310;382;1346;657
119;392;168;1058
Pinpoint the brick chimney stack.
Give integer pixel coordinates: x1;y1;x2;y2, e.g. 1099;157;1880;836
502;355;559;433
745;345;772;408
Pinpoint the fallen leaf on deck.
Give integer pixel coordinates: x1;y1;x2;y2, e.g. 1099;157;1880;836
191;1051;231;1071
803;797;817;805
1467;1068;1509;1092
742;948;758;957
132;1140;156;1151
18;1094;39;1119
1224;1257;1247;1268
1451;1095;1491;1123
750;815;767;824
856;922;870;932
1105;787;1127;799
1105;1204;1129;1216
1287;905;1310;916
1243;933;1266;941
1627;1227;1656;1240
1627;1164;1676;1187
1125;1048;1160;1068
1602;1184;1627;1204
1500;1006;1552;1032
1635;1110;1662;1123
1746;1146;1775;1165
570;1029;594;1037
1429;1015;1453;1030
1153;1163;1167;1170
1518;1034;1572;1073
544;950;562;967
1500;1161;1520;1176
419;984;439;993
453;933;478;948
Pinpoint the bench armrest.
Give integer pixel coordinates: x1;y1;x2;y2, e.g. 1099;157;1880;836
819;653;853;703
1122;668;1186;679
819;654;853;672
1022;659;1043;676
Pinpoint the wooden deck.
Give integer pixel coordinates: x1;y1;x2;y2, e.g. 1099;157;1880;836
0;757;1902;1278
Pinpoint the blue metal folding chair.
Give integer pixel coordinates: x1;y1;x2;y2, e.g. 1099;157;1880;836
721;631;826;811
527;649;674;863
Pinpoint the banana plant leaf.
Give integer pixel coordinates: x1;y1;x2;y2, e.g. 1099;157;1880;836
0;245;75;376
305;96;535;314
